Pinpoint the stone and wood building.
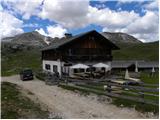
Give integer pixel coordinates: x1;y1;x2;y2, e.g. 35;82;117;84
41;30;158;78
41;30;119;77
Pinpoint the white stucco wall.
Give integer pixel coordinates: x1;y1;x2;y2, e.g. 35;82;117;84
107;61;111;70
42;60;111;77
42;60;64;76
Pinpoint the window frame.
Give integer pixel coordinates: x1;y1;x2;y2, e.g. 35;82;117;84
45;64;51;70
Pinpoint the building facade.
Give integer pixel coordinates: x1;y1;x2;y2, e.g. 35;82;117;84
41;30;119;77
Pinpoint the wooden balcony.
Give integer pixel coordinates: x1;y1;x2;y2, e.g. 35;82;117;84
62;55;112;62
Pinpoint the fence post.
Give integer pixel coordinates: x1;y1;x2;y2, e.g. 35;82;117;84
107;84;111;93
107;80;111;93
139;92;144;104
64;76;68;84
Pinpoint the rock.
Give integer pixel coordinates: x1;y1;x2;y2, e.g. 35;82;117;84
120;104;124;107
97;95;112;103
48;112;63;119
141;112;159;119
101;32;142;44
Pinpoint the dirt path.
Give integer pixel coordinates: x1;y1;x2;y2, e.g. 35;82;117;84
1;75;155;119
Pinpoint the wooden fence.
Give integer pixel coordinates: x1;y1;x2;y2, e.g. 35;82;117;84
60;77;159;106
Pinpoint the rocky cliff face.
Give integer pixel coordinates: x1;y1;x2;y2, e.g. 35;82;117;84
101;32;142;44
1;31;55;48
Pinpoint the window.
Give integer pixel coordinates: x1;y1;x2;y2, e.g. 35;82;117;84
79;69;85;73
73;69;78;73
53;65;58;72
73;69;85;73
86;68;90;72
101;67;106;71
45;64;50;70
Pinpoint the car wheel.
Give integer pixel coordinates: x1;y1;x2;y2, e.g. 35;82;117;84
21;77;24;81
20;76;23;80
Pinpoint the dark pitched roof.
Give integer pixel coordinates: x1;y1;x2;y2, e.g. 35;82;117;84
42;30;119;51
111;60;159;68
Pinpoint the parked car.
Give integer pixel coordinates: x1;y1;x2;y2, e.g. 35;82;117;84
20;69;34;81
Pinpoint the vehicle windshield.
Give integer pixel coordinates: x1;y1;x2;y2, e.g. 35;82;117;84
23;70;32;74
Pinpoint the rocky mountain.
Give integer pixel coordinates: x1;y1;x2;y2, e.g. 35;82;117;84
101;32;142;44
1;31;55;47
2;31;143;48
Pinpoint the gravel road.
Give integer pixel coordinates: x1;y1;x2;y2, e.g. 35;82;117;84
1;75;156;119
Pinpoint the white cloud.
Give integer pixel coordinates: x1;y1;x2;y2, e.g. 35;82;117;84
36;25;67;38
1;0;43;19
1;0;158;42
23;23;39;28
39;0;140;32
35;28;47;36
143;0;158;10
47;25;67;38
39;0;90;28
88;6;139;29
0;11;24;38
0;3;3;11
131;33;158;42
119;10;159;42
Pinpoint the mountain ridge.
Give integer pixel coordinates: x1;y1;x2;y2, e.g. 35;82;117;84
2;31;54;47
2;31;144;47
101;32;142;44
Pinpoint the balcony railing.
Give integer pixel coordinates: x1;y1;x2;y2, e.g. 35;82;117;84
62;55;112;62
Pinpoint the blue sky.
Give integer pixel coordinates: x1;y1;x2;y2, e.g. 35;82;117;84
0;0;158;42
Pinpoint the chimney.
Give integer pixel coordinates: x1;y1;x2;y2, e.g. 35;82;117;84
65;33;72;38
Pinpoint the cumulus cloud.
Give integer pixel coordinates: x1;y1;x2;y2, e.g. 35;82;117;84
0;11;24;38
122;11;158;34
88;6;139;29
39;0;139;30
115;10;159;42
1;0;158;42
39;0;155;42
36;25;67;38
39;0;90;28
47;25;67;38
1;0;43;19
143;0;158;10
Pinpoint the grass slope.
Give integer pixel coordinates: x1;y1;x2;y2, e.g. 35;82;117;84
1;82;49;119
1;41;158;76
1;49;41;76
113;42;159;60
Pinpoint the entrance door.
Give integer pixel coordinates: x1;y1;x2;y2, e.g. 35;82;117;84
53;65;58;72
